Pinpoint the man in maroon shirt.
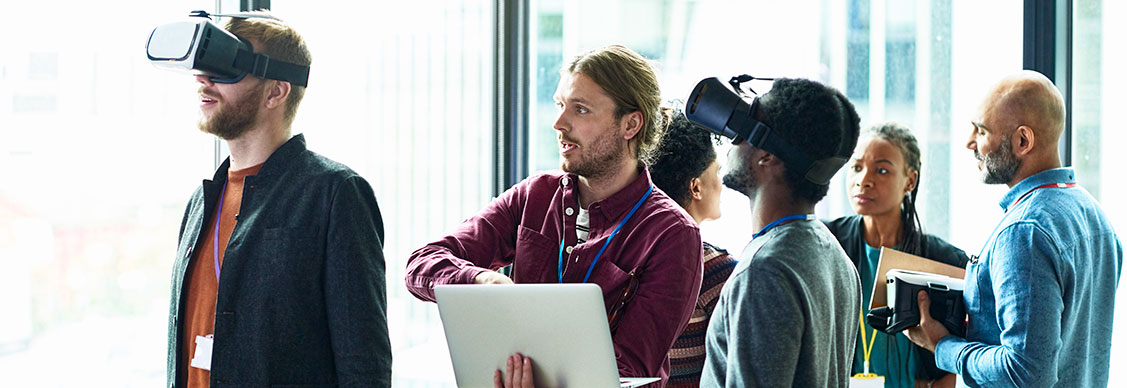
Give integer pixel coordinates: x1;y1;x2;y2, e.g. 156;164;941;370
406;45;703;388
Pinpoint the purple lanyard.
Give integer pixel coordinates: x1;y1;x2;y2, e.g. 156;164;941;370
213;181;228;282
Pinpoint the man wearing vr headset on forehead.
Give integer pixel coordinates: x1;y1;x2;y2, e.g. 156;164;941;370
151;11;391;388
686;76;862;387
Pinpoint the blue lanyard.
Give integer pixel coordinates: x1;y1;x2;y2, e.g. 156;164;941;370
752;214;816;240
558;185;653;283
213;181;228;282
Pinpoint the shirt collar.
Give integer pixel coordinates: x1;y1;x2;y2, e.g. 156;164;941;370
569;164;654;222
999;167;1076;212
209;133;307;183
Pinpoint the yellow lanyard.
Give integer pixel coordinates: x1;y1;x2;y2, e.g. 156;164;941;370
856;310;879;377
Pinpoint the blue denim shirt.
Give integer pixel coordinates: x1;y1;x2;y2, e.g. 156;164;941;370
935;168;1123;387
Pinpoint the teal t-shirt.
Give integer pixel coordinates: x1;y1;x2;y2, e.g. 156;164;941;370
852;244;920;388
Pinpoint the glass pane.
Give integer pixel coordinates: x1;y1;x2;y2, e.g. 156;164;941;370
269;2;494;387
529;0;1021;257
0;2;216;386
1072;0;1126;384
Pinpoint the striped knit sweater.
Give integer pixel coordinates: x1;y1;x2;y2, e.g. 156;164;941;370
667;242;737;387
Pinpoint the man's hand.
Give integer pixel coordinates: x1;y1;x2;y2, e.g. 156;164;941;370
494;353;535;388
474;270;515;285
904;290;951;353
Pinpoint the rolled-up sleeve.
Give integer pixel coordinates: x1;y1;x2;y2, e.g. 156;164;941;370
935;222;1064;387
405;181;525;302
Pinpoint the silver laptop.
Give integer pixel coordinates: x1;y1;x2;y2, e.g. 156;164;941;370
434;283;660;388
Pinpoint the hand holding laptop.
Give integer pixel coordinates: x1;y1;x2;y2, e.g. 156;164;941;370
494;353;536;388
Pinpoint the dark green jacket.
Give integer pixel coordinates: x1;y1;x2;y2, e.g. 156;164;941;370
166;134;391;387
824;214;968;381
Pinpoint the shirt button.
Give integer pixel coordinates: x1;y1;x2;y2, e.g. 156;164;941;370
565;207;575;216
566;246;574;254
561;177;570;186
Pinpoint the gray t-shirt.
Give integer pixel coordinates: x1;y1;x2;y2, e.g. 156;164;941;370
701;220;862;387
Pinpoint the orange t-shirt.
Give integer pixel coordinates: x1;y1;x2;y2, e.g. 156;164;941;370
180;163;263;388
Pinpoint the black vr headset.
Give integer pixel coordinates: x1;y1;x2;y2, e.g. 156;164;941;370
866;269;967;336
684;75;849;185
146;10;310;86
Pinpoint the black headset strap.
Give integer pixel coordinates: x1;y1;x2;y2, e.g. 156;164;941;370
191;10;282;21
745;97;848;185
232;49;310;87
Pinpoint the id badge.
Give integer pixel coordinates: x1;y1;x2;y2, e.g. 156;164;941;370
190;334;214;371
849;374;884;388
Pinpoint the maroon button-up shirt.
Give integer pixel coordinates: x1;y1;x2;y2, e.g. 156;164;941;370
407;168;703;386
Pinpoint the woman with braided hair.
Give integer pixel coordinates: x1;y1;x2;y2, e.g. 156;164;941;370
824;121;969;388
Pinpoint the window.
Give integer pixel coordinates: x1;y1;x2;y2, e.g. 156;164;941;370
269;1;494;386
0;1;215;385
528;0;1021;257
1072;0;1127;382
0;1;494;386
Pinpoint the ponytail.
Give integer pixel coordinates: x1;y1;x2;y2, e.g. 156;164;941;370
899;176;923;256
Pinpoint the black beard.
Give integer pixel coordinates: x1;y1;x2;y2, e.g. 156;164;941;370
723;164;757;198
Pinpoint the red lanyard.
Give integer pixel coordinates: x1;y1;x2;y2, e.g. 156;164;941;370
1009;182;1076;211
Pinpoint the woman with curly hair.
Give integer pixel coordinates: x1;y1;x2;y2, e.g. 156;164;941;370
648;112;737;388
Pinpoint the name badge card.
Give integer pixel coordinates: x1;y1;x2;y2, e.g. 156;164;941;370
190;334;214;371
849;375;884;388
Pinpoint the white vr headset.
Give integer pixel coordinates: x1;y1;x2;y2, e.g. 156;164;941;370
146;10;309;87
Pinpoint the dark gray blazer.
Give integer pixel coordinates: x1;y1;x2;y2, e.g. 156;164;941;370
824;214;968;381
166;134;391;387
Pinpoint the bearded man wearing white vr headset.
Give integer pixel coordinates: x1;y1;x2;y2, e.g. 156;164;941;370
153;11;392;388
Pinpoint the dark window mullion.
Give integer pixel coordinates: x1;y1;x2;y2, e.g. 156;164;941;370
1023;0;1072;166
494;0;530;197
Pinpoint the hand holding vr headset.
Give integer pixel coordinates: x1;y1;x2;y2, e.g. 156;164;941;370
904;288;960;353
876;270;967;342
146;10;310;86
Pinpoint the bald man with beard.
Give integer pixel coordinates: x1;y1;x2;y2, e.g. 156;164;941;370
906;71;1123;387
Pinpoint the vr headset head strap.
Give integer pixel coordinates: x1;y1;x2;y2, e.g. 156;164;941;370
231;49;310;87
190;10;282;21
744;96;848;186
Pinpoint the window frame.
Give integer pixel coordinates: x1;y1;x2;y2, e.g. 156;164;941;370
1023;0;1074;166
